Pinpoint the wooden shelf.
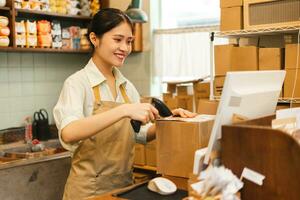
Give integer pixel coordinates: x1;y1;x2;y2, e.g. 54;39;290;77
278;98;300;104
133;165;157;172
0;1;144;54
216;25;300;38
213;95;300;104
0;46;91;53
15;9;92;20
0;6;10;11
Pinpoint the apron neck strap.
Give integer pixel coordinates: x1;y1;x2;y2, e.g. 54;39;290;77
92;84;131;104
119;84;131;103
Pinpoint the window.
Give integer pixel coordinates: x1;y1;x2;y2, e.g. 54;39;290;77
151;0;225;95
160;0;220;29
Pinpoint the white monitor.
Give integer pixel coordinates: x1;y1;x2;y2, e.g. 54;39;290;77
204;70;286;165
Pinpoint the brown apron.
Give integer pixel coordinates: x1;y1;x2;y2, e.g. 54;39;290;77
63;84;135;200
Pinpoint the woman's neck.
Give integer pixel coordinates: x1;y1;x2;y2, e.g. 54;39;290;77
92;55;114;78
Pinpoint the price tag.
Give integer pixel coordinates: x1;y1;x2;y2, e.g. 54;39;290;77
241;167;265;186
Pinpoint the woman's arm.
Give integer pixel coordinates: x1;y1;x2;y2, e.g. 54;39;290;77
62;103;159;143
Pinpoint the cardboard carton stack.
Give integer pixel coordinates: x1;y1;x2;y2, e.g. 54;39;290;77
193;81;210;111
220;0;243;31
163;83;194;112
163;80;220;115
133;97;158;167
133;140;157;167
214;44;259;96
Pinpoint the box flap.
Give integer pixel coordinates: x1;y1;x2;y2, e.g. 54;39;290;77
158;114;215;122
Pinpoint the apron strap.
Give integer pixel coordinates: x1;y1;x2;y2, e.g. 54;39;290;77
92;85;101;103
92;84;131;104
120;84;131;104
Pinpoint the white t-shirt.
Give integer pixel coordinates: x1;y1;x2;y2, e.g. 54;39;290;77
53;59;149;152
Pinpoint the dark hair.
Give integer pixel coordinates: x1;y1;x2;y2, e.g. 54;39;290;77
88;8;133;42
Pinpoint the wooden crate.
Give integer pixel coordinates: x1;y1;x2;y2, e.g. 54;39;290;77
244;0;300;30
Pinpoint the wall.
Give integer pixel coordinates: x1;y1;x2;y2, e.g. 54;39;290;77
111;0;152;96
0;52;89;129
0;0;152;130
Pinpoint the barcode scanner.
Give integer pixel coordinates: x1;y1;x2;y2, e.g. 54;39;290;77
130;98;173;133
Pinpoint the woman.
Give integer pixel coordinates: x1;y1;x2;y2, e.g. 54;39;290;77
53;8;196;200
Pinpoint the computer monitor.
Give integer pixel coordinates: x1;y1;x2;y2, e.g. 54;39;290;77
204;70;286;165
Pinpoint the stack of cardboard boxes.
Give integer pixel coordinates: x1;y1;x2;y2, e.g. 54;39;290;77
133;97;158;168
217;0;299;100
214;43;300;99
214;44;259;96
163;84;194;112
134;141;157;168
220;0;243;31
162;80;218;114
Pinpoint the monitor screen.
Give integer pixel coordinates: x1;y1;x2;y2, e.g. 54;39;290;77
204;70;286;165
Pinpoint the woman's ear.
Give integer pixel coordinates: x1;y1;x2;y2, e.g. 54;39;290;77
89;32;98;48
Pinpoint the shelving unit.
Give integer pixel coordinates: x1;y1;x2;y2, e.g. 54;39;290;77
278;98;300;104
216;25;300;38
0;6;10;11
1;0;95;53
0;0;143;53
211;25;300;104
0;46;91;53
15;9;93;21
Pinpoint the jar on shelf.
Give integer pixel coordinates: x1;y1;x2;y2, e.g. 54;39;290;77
0;0;6;7
0;16;9;27
0;26;10;36
0;36;9;47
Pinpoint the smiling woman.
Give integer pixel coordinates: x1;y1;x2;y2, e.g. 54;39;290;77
53;8;196;200
53;8;160;200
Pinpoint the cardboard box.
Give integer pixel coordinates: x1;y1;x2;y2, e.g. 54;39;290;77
239;37;259;47
214;75;225;96
220;0;243;8
260;35;285;48
193;82;210;98
156;115;214;178
197;99;219;115
285;44;300;69
176;95;194;112
244;0;300;29
164;97;178;110
284;68;300;98
167;83;176;93
177;85;188;96
231;46;258;71
214;44;234;76
145;140;156;167
221;7;243;31
259;48;283;70
134;144;146;166
162;93;172;101
193;82;210;111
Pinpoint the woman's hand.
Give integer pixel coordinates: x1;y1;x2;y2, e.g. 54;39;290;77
172;108;197;118
121;103;159;124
